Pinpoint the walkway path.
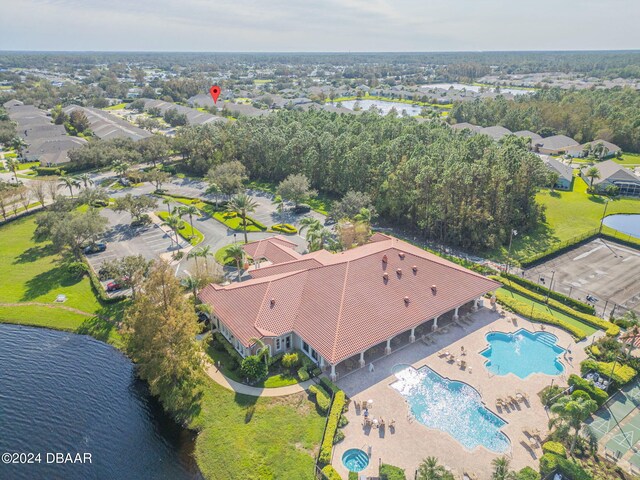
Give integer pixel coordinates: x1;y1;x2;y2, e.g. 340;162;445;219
203;360;315;397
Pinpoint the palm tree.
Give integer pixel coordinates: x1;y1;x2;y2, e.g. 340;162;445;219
226;193;258;244
58;174;80;198
273;195;286;223
491;457;515;480
299;217;322;237
224;243;246;282
162;198;172;214
181;274;203;298
550;394;598;455
5;157;19;183
178;205;200;240
353;207;373;224
250;337;271;367
113;161;130;180
306;227;333;252
585;166;600;190
76;173;94;189
417;457;454;480
161;214;183;246
10;136;27;159
197;245;213;268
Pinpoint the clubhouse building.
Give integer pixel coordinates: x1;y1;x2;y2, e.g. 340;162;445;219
198;234;500;380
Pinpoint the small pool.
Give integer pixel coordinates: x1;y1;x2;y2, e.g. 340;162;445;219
342;448;369;472
391;366;510;453
481;329;565;378
602;214;640;239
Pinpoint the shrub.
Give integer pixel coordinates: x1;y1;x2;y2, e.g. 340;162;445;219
581;359;637;385
542;441;567;458
333;429;345;444
282;352;300;368
271;223;298;234
320;377;341;395
568;374;609;406
500;273;595;314
309;384;331;413
515;466;540;480
297;366;309;381
213;332;244;366
241;355;268;380
319;390;346;464
84;257;126;304
349;472;358;480
540;385;564;406
590;345;601;356
379;463;407;480
495;290;587;340
321;465;342;480
540;453;591;480
495;277;618;336
338;415;349;428
268;351;285;366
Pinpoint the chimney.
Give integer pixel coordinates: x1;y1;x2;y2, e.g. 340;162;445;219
431;285;437;294
398;252;405;259
382;254;388;264
396;268;402;276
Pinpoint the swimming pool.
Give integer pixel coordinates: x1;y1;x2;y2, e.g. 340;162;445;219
342;448;369;472
481;329;565;378
391;365;510;453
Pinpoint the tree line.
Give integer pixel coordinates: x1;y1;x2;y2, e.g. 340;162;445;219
450;86;640;152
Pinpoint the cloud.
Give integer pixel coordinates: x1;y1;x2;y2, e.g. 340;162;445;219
0;0;638;51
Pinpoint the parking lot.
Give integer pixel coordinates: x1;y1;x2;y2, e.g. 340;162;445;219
525;238;640;316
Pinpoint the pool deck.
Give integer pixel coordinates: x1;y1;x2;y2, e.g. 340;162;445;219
333;306;601;479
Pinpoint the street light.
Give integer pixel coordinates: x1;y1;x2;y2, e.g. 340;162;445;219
599;198;610;234
506;229;517;274
545;270;555;304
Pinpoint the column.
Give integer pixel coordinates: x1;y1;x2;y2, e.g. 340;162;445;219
330;364;337;381
385;338;392;355
409;327;416;343
472;298;479;312
453;306;460;321
432;316;439;331
359;351;365;368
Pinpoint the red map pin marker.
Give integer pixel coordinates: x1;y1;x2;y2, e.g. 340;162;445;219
209;85;221;104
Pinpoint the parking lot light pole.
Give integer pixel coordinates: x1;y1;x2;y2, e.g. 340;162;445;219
545;270;555;304
599;198;610;234
506;229;517;274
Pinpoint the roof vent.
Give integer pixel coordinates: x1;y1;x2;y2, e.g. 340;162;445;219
412;265;418;273
404;296;410;304
431;285;437;294
383;272;389;280
396;268;402;276
398;252;405;259
382;254;388;263
270;298;276;306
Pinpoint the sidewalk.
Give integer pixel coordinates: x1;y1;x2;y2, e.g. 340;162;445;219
204;360;315;397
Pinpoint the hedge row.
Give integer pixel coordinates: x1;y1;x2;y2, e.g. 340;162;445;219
581;359;637;385
520;229;599;268
319;377;341;395
499;272;595;314
495;290;587;340
297;366;310;381
309;384;331;414
568;374;609;406
495;277;619;336
540;453;591;480
321;465;342;480
319;390;346;464
213;332;244;367
542;441;566;458
271;223;298;234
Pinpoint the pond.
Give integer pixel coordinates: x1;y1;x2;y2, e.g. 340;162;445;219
334;99;423;116
0;324;202;480
421;83;533;96
602;214;640;239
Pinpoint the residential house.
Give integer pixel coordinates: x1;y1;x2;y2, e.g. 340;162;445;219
541;156;573;190
534;135;579;155
581;160;640;197
198;234;500;380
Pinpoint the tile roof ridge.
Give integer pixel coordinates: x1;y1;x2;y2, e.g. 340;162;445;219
330;261;351;364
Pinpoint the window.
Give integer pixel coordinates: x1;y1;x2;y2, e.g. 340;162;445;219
302;341;309;353
275;338;282;352
285;335;291;350
311;349;318;361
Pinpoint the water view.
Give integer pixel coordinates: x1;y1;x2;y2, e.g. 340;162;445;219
335;99;423;116
0;324;201;480
421;83;534;96
602;214;640;239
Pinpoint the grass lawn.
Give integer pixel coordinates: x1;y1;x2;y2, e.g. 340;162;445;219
212;211;266;232
191;376;324;480
490;176;640;262
104;103;128;110
497;287;597;336
0;216;122;345
156;211;204;246
613;153;640;166
16;161;40;170
214;242;244;266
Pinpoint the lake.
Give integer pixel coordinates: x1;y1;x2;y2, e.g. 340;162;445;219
0;324;202;480
602;214;640;239
335;99;423;116
421;83;533;96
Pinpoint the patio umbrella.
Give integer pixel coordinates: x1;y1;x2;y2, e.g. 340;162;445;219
367;399;374;407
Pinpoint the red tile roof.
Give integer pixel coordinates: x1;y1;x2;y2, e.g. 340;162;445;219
242;236;301;265
199;235;500;365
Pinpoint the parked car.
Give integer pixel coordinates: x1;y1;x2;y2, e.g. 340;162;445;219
84;243;107;254
106;281;122;292
119;178;131;187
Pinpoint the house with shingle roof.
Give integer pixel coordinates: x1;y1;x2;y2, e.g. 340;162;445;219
580;160;640;197
565;140;622;159
199;234;500;380
535;135;579;155
479;125;512;141
541;155;573;190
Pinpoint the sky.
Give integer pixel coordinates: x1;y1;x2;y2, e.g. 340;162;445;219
1;0;639;52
